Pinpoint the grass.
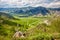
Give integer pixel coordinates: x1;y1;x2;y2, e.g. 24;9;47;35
0;15;60;40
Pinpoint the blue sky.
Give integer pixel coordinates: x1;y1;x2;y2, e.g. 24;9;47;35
0;0;60;8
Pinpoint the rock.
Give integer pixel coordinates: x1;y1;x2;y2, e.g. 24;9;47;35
13;31;24;38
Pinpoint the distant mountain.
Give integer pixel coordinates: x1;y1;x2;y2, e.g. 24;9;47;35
23;6;49;15
14;6;50;16
48;8;60;11
0;6;50;16
0;6;60;16
48;8;60;15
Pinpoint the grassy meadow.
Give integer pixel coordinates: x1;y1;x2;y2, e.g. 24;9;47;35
0;14;60;40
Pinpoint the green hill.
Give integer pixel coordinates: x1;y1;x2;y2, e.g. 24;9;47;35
0;13;60;40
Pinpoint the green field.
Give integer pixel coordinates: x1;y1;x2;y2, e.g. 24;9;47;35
0;15;60;40
10;17;45;32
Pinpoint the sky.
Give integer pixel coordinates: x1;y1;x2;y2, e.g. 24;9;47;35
0;0;60;8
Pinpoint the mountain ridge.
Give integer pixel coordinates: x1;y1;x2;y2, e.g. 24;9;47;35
0;6;60;16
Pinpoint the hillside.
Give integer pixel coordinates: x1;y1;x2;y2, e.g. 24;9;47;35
0;12;60;40
0;6;60;40
0;12;15;19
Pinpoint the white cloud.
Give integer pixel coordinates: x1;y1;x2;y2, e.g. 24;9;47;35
0;0;60;8
47;1;60;8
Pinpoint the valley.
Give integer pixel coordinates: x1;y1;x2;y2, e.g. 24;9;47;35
0;7;60;40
